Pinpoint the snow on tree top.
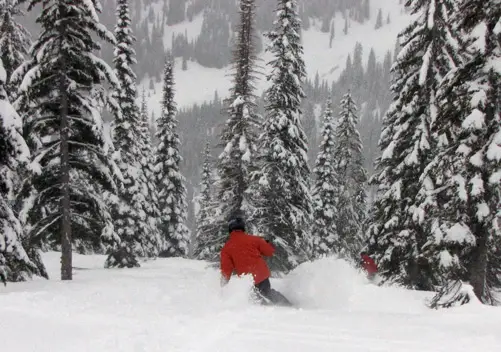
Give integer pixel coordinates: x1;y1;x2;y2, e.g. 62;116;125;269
462;109;485;130
444;223;476;245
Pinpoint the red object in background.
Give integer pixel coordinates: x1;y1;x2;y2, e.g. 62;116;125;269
361;254;378;274
220;230;275;285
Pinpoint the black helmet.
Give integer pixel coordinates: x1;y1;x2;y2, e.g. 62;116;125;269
228;217;245;233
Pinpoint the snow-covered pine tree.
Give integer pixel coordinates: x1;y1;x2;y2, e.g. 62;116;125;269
138;85;161;256
17;0;121;280
106;0;161;268
333;92;367;259
0;0;30;99
311;99;338;258
208;0;260;260
154;58;190;257
0;58;43;282
141;89;155;142
194;142;216;259
366;0;466;290
251;0;313;272
421;0;501;304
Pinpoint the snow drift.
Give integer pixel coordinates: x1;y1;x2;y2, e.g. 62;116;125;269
277;256;427;314
280;256;367;309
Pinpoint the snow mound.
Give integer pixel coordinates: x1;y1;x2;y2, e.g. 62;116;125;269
280;256;367;309
279;256;428;314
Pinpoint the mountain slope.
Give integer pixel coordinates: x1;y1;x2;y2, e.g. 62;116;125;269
140;0;412;115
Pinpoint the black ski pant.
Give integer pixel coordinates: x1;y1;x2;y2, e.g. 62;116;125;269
254;278;292;306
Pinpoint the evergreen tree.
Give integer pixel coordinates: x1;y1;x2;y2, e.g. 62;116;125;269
320;16;330;33
333;93;367;259
375;8;383;29
363;0;371;20
352;42;364;96
106;0;161;268
141;100;153;140
138;88;160;255
154;59;191;257
17;0;121;280
0;58;43;282
0;0;30;99
194;142;215;259
251;0;313;272
419;0;501;304
329;21;335;48
209;0;260;260
303;100;318;164
311;99;338;258
367;0;465;290
149;111;157;145
167;0;185;26
182;55;188;70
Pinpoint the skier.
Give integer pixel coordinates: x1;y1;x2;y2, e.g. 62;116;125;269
360;252;378;281
220;217;292;306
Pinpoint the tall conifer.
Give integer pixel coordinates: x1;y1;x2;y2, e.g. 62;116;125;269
18;0;121;279
251;0;313;271
0;0;30;99
367;0;465;290
333;93;367;259
420;0;501;303
208;0;260;260
311;99;338;258
154;59;190;257
106;0;161;268
0;58;42;282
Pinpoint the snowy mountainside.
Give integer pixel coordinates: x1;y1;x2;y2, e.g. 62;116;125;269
1;252;500;351
139;0;413;115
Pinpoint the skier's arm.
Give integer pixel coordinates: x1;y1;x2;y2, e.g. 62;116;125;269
258;238;275;257
220;248;234;284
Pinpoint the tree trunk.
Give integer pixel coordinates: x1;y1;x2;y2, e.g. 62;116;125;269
60;77;72;280
469;224;488;302
59;6;72;281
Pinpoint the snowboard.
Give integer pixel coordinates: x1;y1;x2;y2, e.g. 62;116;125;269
253;289;295;308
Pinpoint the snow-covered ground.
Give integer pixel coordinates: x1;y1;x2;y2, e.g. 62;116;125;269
1;253;500;352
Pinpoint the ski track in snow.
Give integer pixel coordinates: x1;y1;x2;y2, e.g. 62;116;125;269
1;252;500;352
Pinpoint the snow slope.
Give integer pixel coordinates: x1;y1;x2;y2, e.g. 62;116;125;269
141;0;412;115
1;253;500;352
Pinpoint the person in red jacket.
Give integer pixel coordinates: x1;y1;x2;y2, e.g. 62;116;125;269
220;217;291;306
360;252;378;281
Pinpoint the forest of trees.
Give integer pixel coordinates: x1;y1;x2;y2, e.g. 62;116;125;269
0;0;499;309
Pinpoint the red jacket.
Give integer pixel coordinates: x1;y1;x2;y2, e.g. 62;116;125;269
361;254;378;274
220;230;275;285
